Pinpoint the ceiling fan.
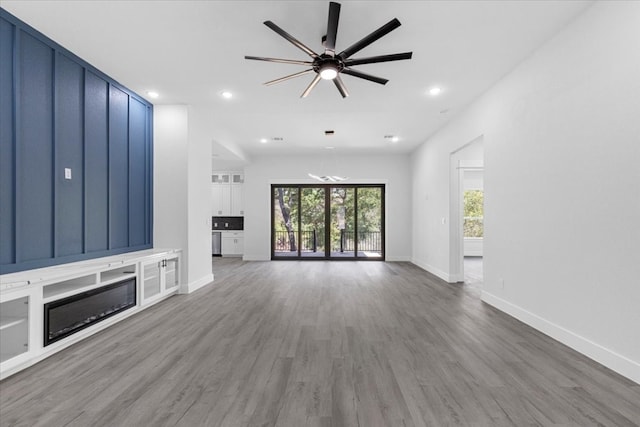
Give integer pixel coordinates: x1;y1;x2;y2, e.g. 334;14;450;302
245;2;412;98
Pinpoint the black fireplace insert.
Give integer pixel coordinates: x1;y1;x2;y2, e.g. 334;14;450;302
44;278;136;346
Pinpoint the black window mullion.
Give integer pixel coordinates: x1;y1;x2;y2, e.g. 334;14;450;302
297;185;301;258
353;186;358;258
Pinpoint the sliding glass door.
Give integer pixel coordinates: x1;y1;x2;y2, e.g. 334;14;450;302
272;184;384;260
357;187;383;258
273;187;299;257
301;187;325;258
330;187;355;257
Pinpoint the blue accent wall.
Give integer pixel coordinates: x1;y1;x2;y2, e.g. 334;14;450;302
0;17;15;266
0;9;153;274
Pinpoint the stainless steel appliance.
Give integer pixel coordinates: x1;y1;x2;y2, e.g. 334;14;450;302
212;231;222;256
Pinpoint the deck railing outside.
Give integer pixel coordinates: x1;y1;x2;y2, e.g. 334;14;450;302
274;230;381;253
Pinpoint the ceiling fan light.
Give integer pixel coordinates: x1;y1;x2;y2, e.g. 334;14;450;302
320;64;338;80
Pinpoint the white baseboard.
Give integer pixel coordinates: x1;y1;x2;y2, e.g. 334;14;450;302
242;255;411;262
410;258;452;282
183;273;213;294
242;254;269;261
482;291;640;385
386;256;411;262
464;251;483;257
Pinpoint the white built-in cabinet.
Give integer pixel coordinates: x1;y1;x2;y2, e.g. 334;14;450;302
0;249;181;379
0;288;36;368
140;253;180;305
222;231;244;256
212;185;231;216
212;171;244;216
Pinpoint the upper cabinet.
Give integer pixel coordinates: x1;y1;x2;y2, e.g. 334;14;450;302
211;172;230;184
0;10;153;274
230;172;244;184
212;171;244;216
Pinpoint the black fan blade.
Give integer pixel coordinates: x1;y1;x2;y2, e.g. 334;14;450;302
264;21;319;58
344;52;412;66
301;73;322;98
341;68;388;85
245;56;313;66
264;69;314;86
325;2;341;51
338;18;401;59
333;75;349;98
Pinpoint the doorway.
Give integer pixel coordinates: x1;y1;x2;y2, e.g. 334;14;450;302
462;170;484;288
450;137;484;285
271;184;385;260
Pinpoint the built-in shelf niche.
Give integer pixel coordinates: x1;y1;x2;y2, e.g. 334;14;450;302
42;274;97;300
0;297;29;363
100;265;136;283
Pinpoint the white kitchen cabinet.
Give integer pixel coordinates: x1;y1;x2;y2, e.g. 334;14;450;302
212;170;244;216
211;172;230;184
222;231;244;256
212;184;231;216
230;184;244;216
230;172;244;184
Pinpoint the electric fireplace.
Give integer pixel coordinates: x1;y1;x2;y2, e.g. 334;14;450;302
44;278;136;346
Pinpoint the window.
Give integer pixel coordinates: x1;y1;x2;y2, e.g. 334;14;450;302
463;189;484;238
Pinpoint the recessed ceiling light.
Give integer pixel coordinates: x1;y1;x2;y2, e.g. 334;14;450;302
429;87;442;96
221;91;233;99
324;146;335;150
384;135;399;143
260;138;268;144
146;91;159;99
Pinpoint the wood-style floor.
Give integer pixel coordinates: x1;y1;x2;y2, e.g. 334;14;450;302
1;258;639;426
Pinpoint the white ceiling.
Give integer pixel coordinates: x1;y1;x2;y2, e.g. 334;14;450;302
3;0;592;164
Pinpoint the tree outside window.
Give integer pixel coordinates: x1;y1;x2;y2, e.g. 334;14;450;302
463;190;484;238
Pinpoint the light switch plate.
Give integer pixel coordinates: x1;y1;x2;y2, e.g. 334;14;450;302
64;168;72;180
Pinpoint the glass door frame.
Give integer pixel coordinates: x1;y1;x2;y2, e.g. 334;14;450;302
271;184;385;261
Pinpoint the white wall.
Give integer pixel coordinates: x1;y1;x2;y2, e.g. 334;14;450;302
411;2;640;383
154;106;189;284
154;105;213;293
186;107;215;292
243;153;412;262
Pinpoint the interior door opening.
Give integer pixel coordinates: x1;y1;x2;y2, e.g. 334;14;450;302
450;137;483;285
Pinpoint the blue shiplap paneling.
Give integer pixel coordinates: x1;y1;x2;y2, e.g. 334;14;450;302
108;85;129;249
17;30;54;263
84;71;109;253
146;105;153;245
128;97;146;247
55;52;84;257
0;18;15;265
0;9;153;274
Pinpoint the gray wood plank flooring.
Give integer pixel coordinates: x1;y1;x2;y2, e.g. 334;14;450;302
1;258;638;426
